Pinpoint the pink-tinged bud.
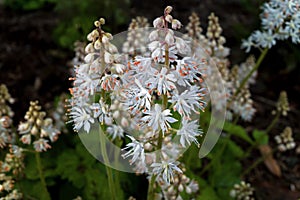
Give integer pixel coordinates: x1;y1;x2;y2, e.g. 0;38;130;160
171;19;182;30
165;30;174;45
164;6;173;14
104;51;114;64
165;14;173;23
149;30;159;41
153;17;164;28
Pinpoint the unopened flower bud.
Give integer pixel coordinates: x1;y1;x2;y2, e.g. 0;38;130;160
164;6;173;14
94;20;101;27
94;39;102;50
102;35;109;43
186;186;192;194
85;43;94;53
153;17;164;28
36;118;42;126
165;14;173;23
178;184;184;192
171;19;182;30
99;18;105;25
31;126;38;135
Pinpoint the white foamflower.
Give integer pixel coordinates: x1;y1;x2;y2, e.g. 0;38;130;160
141;104;177;135
146;67;176;95
122;135;145;165
151;160;182;185
177;119;202;147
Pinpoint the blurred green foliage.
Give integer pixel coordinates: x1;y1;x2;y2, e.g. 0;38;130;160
4;0;130;49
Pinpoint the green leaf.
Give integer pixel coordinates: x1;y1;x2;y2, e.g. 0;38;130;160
223;122;254;144
252;129;269;145
227;140;245;158
197;186;220;200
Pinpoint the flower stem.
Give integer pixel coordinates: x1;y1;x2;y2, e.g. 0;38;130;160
99;125;117;200
231;48;268;103
265;111;280;134
35;152;51;200
147;175;156;200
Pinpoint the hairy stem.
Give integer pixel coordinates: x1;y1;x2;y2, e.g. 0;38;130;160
35;152;51;200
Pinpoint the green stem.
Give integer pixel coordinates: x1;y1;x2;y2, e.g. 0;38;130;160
35;152;51;200
242;148;275;177
230;48;268;103
99;125;117;200
147;175;156;200
265;112;280;134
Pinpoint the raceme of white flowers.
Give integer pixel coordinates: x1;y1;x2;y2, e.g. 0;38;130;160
242;0;300;52
68;6;206;196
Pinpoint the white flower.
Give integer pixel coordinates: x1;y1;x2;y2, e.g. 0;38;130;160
151;160;182;185
69;106;94;132
33;138;51;152
122;135;145;165
165;30;174;45
20;134;31;144
146;67;176;95
141;104;177;135
149;30;159;41
177;119;202;147
170;85;205;117
104;51;114;64
107;125;124;140
175;37;190;54
90;101;112;125
153;17;164;28
124;79;152;114
74;72;100;96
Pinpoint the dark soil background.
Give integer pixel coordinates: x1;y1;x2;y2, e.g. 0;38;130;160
0;0;299;199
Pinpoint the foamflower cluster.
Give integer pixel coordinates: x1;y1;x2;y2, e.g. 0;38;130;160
272;91;290;116
158;166;199;199
242;0;300;52
0;146;23;200
185;12;257;121
122;16;149;56
0;84;14;149
68;6;207;195
227;57;257;121
274;126;296;152
230;181;255;200
18;101;60;152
